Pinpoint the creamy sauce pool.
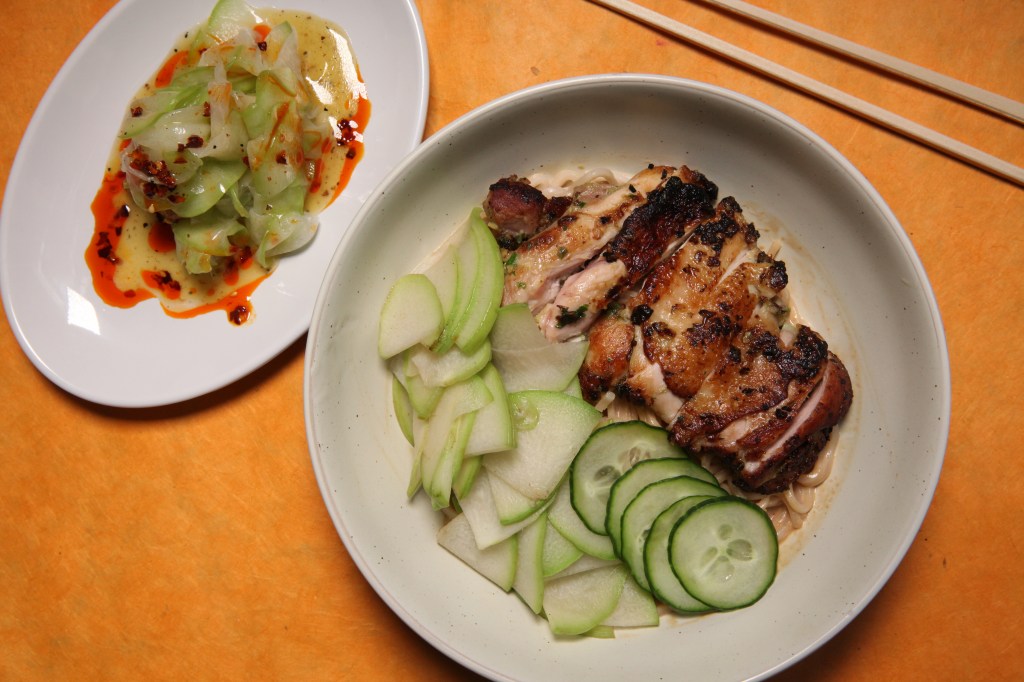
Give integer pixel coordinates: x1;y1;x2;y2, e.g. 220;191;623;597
86;8;369;324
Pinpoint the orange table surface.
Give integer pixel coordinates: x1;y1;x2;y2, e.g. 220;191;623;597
2;1;1022;679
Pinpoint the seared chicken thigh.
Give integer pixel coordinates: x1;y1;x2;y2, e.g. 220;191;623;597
498;166;707;318
536;167;717;341
578;197;781;411
482;176;572;249
488;165;853;495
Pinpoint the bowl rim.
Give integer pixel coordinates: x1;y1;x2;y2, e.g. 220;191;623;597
303;72;951;681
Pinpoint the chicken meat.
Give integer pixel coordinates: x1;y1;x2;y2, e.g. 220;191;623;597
485;165;853;495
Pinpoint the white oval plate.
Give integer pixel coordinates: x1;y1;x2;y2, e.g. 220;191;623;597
0;0;427;408
305;75;950;681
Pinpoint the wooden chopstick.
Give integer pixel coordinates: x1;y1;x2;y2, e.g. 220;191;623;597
589;0;1024;187
695;0;1024;124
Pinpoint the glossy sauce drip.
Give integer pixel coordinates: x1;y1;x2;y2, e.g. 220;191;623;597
147;218;176;253
324;96;370;204
85;8;368;325
86;172;152;307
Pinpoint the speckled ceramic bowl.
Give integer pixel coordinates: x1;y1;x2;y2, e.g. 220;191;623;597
304;74;949;681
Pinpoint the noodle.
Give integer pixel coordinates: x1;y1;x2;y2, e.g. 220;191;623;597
783;484;815;516
528;168;624;195
766;504;794;542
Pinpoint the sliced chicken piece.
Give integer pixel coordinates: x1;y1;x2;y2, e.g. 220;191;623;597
482;176;572;249
501;165;676;311
633;198;783;401
488;163;854;497
671;321;827;441
620;324;684;422
536;168;718;342
576;197;777;410
578;307;635;404
679;341;853;493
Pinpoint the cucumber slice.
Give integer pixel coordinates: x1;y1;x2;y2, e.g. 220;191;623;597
432;224;475;355
490;303;589;393
489;471;547;525
406;416;429;498
407;445;424;499
547;554;621;581
455;212;504;354
583;625;616;639
402;370;444;419
490;303;550;352
547;477;617;561
418;376;491;503
378;273;445;359
457;468;552;549
205;0;260;42
390;352;443;419
570;421;713;536
437;513;517;592
644;496;716;614
542;564;628;636
464;364;515;456
542;521;584;577
669;497;778;610
423;239;459;323
425;412;476;510
407;339;492;389
452;453;482;500
513;513;547;614
483;391;601;501
606;458;711;557
390;374;415;445
620;476;726;590
600;574;659;628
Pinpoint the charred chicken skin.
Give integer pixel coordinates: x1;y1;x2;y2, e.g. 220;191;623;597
486;165;853;495
492;166;715;334
482;175;572;249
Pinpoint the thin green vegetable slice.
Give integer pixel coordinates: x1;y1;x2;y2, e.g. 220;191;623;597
619;476;724;590
606;458;713;557
669;497;778;610
570;421;710;535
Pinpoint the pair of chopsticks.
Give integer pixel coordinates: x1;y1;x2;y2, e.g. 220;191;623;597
589;0;1024;187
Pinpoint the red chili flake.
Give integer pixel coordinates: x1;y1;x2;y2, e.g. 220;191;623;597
237;245;254;268
96;231;119;264
153;270;181;292
143;182;171;199
131;106;144;117
186;135;204;148
275;150;288;164
257;41;267;51
203;101;211;117
336;118;358;145
128;148;177;187
229;305;250;325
